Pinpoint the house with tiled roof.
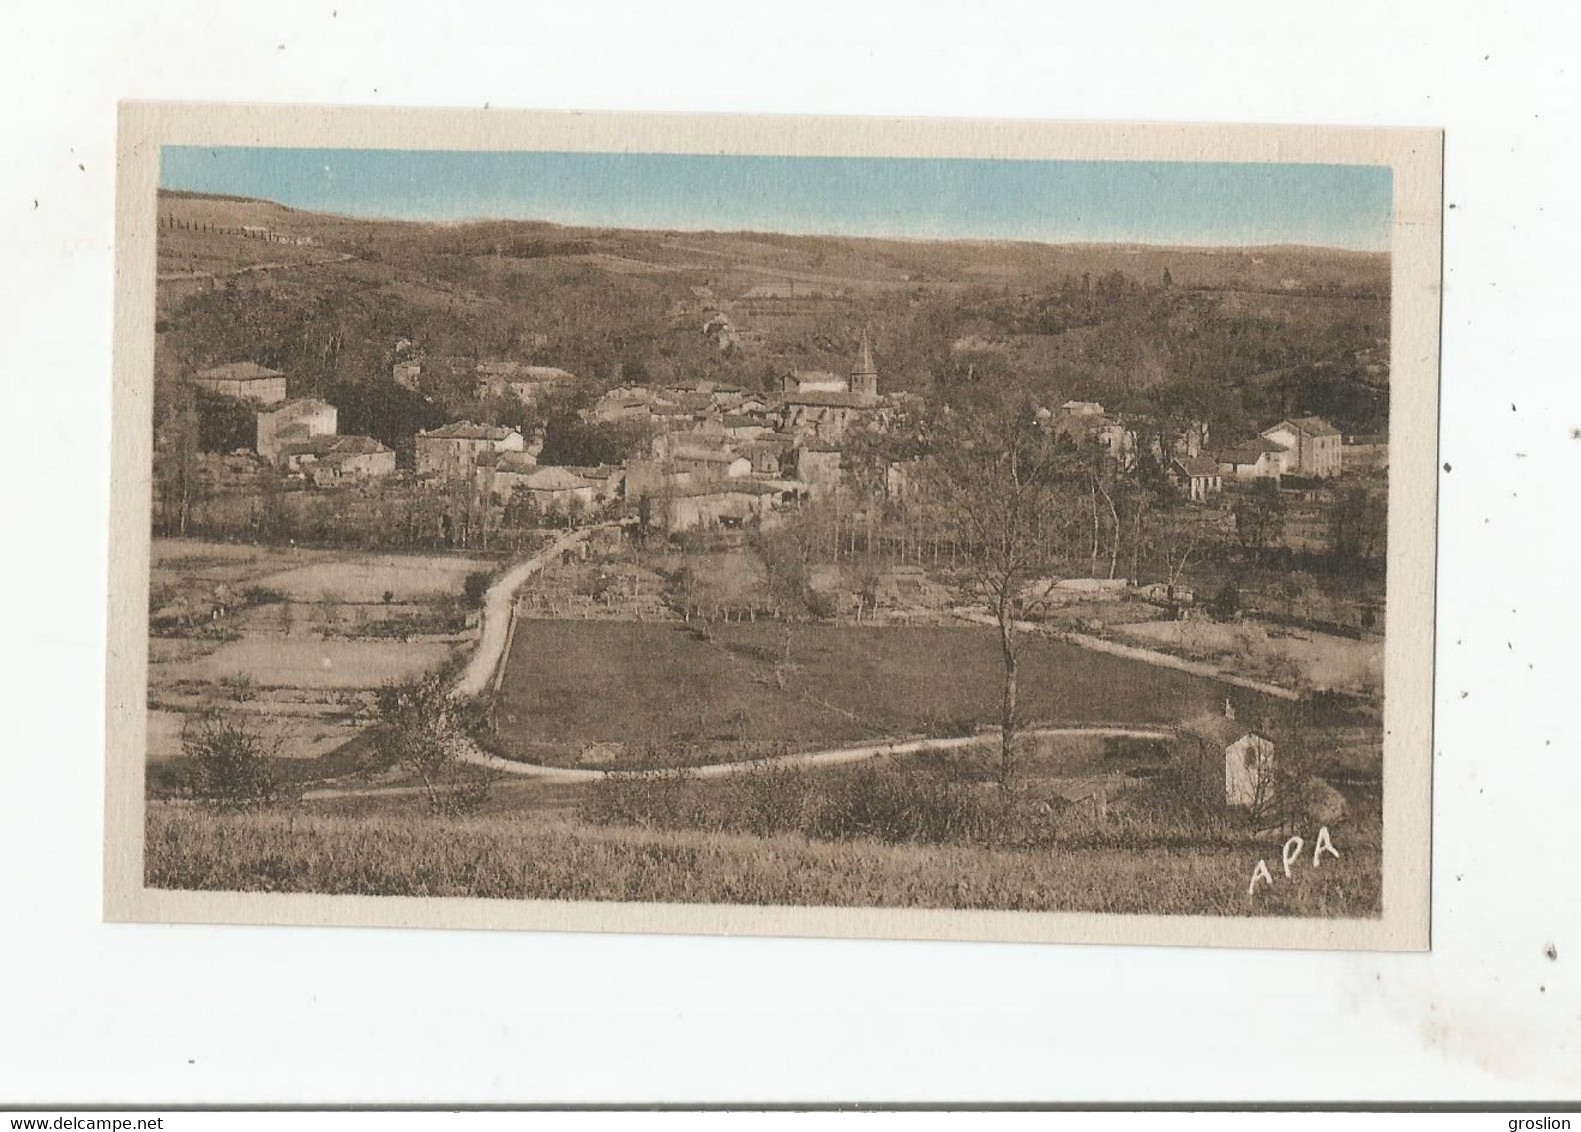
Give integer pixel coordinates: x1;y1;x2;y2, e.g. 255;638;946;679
670;446;753;481
1217;437;1291;481
1170;454;1224;501
416;420;525;478
474;361;578;406
256;398;337;463
1261;416;1343;478
281;435;395;481
193;362;288;405
655;478;789;533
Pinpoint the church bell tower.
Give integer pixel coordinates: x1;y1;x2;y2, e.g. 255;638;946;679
849;329;879;402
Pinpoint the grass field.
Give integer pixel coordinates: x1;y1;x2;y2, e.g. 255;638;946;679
147;538;492;767
493;619;1278;767
145;804;1380;917
248;554;495;604
1112;619;1383;694
153;636;461;691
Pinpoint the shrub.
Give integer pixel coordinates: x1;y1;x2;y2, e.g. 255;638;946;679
179;713;295;811
463;571;492;607
218;672;257;702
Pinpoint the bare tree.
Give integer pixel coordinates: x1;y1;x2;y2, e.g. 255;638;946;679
930;399;1076;788
371;672;493;816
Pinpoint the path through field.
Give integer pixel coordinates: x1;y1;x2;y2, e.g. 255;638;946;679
451;527;596;698
303;722;1176;798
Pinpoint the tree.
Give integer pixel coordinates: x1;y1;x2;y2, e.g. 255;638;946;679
1328;483;1387;573
929;398;1076;788
751;520;825;680
181;713;294;811
1232;480;1286;561
153;381;204;536
370;673;492;816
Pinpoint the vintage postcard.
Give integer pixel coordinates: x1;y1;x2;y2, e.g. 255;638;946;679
106;104;1440;949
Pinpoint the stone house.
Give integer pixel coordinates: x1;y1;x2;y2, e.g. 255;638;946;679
1217;438;1290;481
280;435;394;481
416;421;525;478
391;358;424;390
301;436;396;483
256;398;337;464
670;446;753;481
656;480;785;532
1261;416;1343;478
1180;708;1276;809
474;361;578;406
1170;455;1224;502
512;465;603;515
193;362;288;405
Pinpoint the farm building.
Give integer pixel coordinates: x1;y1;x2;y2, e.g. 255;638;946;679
282;435;395;481
416;421;525;478
192;362;288;405
1178;708;1276;809
655;480;786;532
1170;455;1223;501
1217;438;1290;480
670;446;753;481
509;466;606;515
474;361;577;406
256;398;337;464
1262;416;1343;478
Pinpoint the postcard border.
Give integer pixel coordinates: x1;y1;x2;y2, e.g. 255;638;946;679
106;102;1441;951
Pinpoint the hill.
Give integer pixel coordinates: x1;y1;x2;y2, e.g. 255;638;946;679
153;189;1392;437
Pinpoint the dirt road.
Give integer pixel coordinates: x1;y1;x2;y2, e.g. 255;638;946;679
451;527;592;699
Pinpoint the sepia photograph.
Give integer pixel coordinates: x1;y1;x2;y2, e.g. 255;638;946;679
105;105;1440;949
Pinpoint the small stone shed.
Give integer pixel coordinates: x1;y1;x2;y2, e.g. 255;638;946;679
1178;706;1276;808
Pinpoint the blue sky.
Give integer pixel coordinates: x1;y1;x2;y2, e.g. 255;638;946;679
161;147;1392;251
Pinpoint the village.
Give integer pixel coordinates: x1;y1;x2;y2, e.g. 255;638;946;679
139;183;1394;917
176;328;1377;562
152;313;1386;812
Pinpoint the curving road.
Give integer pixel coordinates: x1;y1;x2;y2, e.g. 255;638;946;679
451;527;593;699
453;724;1176;784
303;723;1176;800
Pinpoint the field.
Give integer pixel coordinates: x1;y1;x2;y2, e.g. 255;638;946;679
492;618;1282;768
146;538;497;769
1111;619;1383;694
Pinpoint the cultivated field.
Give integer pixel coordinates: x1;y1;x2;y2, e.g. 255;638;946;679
1111;619;1383;694
492;618;1281;769
146;538;498;773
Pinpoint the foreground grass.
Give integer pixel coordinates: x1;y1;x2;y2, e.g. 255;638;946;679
146;805;1380;918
